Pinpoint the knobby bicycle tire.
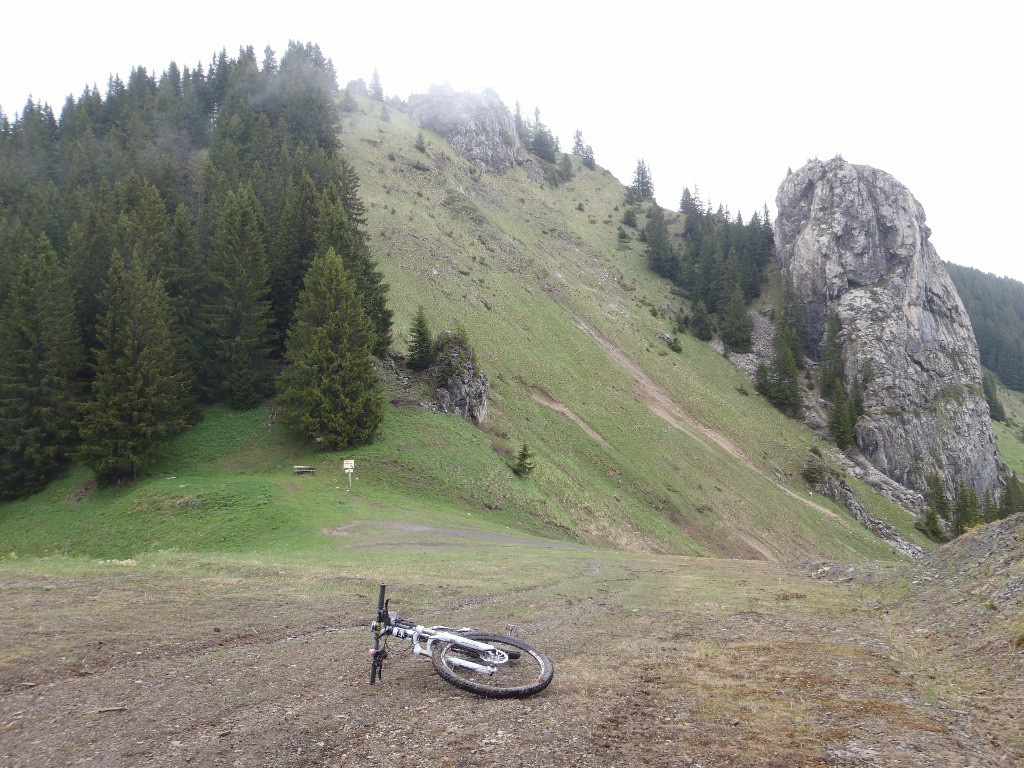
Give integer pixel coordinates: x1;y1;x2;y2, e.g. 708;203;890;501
431;632;553;698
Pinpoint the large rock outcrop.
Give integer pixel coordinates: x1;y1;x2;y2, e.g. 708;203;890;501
407;86;520;172
775;157;999;497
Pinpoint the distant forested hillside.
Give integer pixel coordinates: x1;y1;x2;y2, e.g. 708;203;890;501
0;42;390;496
947;263;1024;391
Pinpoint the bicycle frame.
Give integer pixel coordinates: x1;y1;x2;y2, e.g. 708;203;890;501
389;624;501;675
370;582;505;682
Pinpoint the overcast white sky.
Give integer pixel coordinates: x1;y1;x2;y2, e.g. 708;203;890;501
3;1;1021;279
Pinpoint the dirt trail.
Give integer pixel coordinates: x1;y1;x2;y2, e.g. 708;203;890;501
322;520;587;550
528;387;610;448
573;317;846;525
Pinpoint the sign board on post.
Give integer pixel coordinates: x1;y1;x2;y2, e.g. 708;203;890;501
343;459;355;489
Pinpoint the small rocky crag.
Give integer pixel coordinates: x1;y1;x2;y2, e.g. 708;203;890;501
406;85;520;172
431;330;488;424
775;157;999;498
802;453;924;559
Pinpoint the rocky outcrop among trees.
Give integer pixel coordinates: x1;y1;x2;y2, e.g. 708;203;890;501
431;329;488;424
406;86;520;172
775;158;999;498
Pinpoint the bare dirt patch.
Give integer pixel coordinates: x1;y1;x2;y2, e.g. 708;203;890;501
65;478;96;504
1;544;1019;767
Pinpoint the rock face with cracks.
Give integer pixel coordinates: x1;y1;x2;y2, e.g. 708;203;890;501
407;86;520;172
775;157;999;498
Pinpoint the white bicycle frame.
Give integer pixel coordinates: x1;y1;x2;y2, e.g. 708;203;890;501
386;623;504;676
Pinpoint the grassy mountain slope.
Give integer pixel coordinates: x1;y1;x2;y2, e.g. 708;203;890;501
329;95;928;561
0;93;935;564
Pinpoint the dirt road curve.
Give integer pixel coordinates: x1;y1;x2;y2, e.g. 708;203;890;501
1;545;1017;767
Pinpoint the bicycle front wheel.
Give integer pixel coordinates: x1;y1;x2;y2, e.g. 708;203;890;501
431;632;553;698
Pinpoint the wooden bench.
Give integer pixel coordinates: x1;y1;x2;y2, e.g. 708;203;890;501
293;465;316;475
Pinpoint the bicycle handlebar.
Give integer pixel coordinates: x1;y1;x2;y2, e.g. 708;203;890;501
376;582;387;617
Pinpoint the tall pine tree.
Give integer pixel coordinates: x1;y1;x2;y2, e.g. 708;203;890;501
755;327;802;417
201;185;275;408
0;243;85;497
628;159;654;202
77;252;194;485
819;311;845;399
689;300;714;342
827;385;855;448
271;170;319;340
408;305;434;372
920;474;948;541
720;284;753;352
315;184;392;357
644;205;677;281
276;248;383;448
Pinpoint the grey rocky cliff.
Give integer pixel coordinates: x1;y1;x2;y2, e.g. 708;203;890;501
775;157;999;498
407;86;520;173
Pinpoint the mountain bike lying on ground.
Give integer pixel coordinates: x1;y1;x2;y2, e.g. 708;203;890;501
369;582;553;698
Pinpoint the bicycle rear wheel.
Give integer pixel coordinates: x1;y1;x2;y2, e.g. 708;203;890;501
431;632;553;698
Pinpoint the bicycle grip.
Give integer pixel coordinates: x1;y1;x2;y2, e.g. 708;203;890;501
376;582;387;612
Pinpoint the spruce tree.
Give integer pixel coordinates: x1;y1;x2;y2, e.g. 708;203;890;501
952;483;979;537
408;305;434;372
530;116;558;163
756;329;802;417
999;474;1024;519
982;370;1005;421
167;204;204;367
689;300;714;342
118;176;174;271
678;188;698;215
644;205;676;280
316;184;392;357
827;386;855;448
202;185;274;408
570;130;596;170
778;282;807;366
926;474;952;523
77;252;194;485
368;69;384;101
819;311;844;398
337;157;368;232
981;489;999;522
276;248;383;449
849;374;865;421
571;130;585;156
920;477;947;542
0;244;84;497
271;171;319;339
628;159;654;202
64;183;119;352
720;285;753;352
513;442;536;477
